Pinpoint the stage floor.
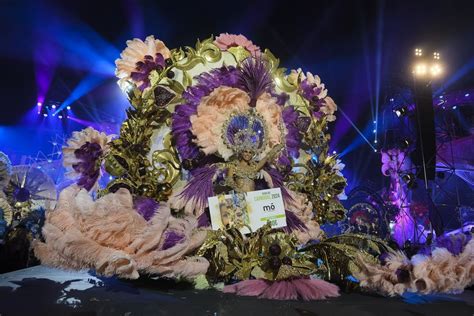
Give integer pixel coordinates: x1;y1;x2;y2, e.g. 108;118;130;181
0;266;473;316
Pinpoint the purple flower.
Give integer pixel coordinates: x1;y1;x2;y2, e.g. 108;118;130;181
63;128;112;191
130;53;166;90
433;233;472;256
72;142;103;191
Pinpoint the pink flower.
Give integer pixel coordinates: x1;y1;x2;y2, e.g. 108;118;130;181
115;35;171;91
214;33;261;56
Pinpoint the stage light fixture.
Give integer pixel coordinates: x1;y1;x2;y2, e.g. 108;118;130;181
453;105;457;110
51;105;57;109
402;173;417;189
401;139;410;149
413;63;427;76
374;149;378;152
430;64;442;77
67;106;71;110
37;102;42;107
43;113;48;117
374;139;378;144
58;115;63;119
465;93;470;97
433;52;440;60
394;106;408;117
373;129;376;133
415;48;423;56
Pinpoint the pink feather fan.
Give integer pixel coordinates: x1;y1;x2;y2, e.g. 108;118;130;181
223;278;340;300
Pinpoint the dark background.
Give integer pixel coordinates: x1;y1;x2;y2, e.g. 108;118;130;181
1;0;474;189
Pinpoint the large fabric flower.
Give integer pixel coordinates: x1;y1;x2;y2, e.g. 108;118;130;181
289;69;337;121
172;66;241;161
355;239;474;296
63;127;113;191
115;35;171;90
191;87;251;159
34;186;209;280
189;88;286;161
214;33;261;56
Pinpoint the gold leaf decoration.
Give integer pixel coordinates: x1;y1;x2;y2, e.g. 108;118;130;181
197;224;319;282
303;234;394;288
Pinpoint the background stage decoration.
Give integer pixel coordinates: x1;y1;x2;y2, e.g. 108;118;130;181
33;34;474;300
0;152;57;272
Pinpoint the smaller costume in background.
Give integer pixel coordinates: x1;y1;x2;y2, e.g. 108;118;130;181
0;152;55;272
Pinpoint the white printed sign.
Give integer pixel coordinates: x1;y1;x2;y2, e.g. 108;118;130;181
208;188;287;234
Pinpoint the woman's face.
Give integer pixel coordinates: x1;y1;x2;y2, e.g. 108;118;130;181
220;204;231;226
241;150;253;162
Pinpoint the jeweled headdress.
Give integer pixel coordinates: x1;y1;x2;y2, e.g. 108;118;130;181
223;111;268;155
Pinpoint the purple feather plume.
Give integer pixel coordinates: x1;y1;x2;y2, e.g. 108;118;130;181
281;106;301;159
162;231;185;250
283;210;307;232
264;167;292;202
197;211;211;228
176;164;218;209
238;58;273;107
133;196;159;221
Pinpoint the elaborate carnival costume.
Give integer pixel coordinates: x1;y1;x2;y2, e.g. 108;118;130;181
34;34;474;300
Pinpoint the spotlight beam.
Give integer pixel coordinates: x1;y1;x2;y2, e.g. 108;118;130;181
338;107;377;152
374;0;385;146
53;74;108;115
